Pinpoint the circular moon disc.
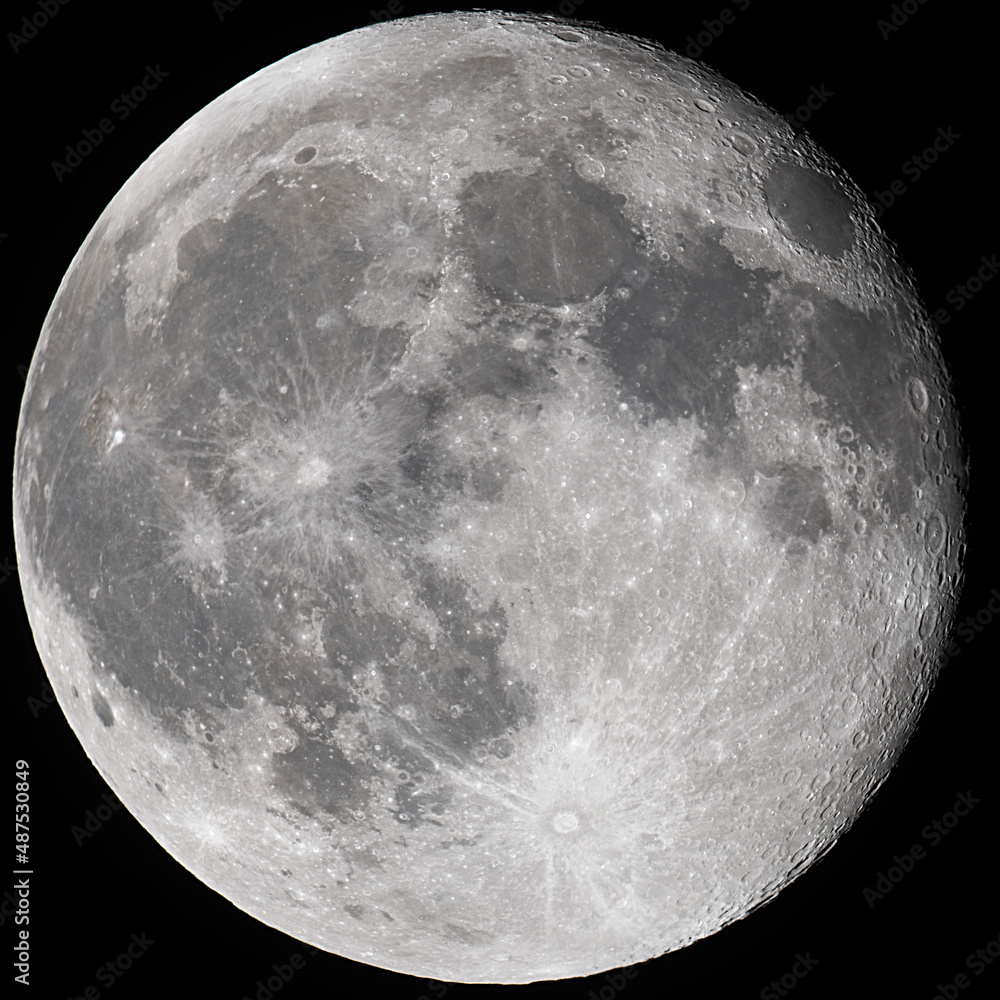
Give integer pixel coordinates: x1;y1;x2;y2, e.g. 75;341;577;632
13;10;966;985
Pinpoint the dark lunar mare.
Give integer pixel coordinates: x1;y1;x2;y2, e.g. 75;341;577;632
22;151;553;831
11;11;968;982
23;146;939;816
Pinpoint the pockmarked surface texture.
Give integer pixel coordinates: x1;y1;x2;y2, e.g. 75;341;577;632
14;10;966;984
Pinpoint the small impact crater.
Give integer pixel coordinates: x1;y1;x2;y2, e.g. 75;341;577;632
552;811;579;833
92;691;115;727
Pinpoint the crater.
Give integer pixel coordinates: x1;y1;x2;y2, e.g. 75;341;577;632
762;158;855;258
552;811;579;833
83;388;127;455
295;456;332;490
92;691;115;727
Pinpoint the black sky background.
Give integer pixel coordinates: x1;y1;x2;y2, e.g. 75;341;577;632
3;2;996;999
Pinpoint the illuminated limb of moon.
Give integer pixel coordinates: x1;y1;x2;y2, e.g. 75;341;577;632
13;11;964;984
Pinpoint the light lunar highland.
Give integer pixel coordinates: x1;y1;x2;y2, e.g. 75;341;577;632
14;11;965;984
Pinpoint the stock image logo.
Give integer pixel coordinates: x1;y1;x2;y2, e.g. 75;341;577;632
7;0;72;53
51;65;170;182
62;932;156;999
871;126;961;219
862;791;981;908
760;952;819;1000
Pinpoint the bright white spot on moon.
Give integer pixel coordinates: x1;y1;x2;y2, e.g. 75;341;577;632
295;456;331;489
552;811;579;833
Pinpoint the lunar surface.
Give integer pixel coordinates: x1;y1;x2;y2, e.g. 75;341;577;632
13;11;966;984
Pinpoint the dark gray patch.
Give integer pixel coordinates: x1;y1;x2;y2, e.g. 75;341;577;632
272;736;371;821
590;221;780;439
753;463;833;543
490;737;513;758
467;458;507;501
398;439;458;493
312;577;410;679
92;691;114;727
763;158;855;257
85;569;263;733
795;287;924;519
294;146;317;164
176;218;227;274
394;780;450;829
258;557;533;826
400;54;519;125
351;563;535;809
446;342;536;400
458;152;629;305
344;903;364;920
414;563;508;663
113;219;147;259
169;210;293;366
444;922;488;946
169;162;420;385
439;837;477;849
249;556;533;832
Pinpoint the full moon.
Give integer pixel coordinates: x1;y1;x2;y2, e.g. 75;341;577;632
13;10;966;984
